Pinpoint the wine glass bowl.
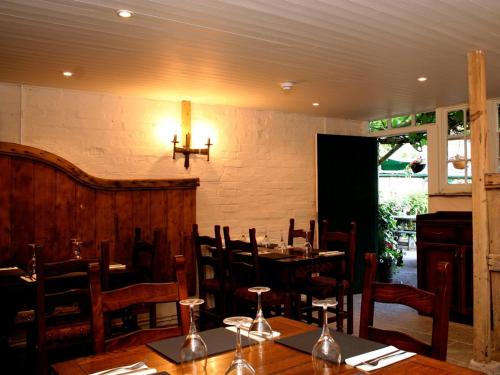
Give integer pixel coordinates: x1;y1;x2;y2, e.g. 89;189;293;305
311;299;341;374
180;298;208;374
223;316;255;375
70;238;83;259
248;286;273;341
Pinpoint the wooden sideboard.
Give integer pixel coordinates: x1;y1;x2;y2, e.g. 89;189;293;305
416;211;472;322
0;142;199;291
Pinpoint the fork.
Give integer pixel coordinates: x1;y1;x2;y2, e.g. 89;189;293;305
96;361;146;375
360;349;406;367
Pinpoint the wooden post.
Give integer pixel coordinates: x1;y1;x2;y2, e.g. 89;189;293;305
468;50;492;364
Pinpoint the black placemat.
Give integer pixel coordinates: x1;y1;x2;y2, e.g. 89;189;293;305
276;328;387;363
148;327;255;364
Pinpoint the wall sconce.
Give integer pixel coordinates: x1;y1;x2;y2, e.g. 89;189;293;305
172;100;212;169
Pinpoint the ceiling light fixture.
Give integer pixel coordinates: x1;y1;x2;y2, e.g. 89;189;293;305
312;102;319;107
280;81;294;91
117;9;133;18
62;71;73;77
417;76;427;82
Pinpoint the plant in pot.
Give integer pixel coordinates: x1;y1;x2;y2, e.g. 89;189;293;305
378;201;404;282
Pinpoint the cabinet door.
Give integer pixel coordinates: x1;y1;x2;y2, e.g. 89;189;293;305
417;242;460;313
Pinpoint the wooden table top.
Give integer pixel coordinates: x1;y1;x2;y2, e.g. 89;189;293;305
52;317;481;374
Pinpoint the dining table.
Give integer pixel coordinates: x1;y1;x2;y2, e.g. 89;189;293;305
235;246;345;320
51;316;481;374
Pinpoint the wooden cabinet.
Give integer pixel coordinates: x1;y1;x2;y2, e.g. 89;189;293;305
416;211;472;322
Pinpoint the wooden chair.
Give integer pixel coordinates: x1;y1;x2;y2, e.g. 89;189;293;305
288;218;315;247
90;255;189;353
35;245;93;375
223;226;292;317
132;227;160;283
296;221;357;333
193;224;227;328
359;252;452;360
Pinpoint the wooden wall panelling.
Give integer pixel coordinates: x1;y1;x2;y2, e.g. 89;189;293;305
0;157;12;263
166;190;183;283
34;164;56;258
132;191;151;239
95;191;116;260
183;189;196;294
149;190;168;281
0;142;199;280
54;171;76;261
11;158;34;267
115;191;134;265
76;185;97;259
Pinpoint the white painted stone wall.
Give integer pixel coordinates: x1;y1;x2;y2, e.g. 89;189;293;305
0;83;364;244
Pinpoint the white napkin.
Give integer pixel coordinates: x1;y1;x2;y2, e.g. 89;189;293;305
345;345;416;372
0;266;20;271
225;326;281;342
20;275;36;282
318;251;345;256
90;363;157;375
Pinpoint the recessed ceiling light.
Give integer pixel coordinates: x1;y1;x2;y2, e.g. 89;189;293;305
417;76;427;82
312;102;320;106
117;9;133;18
62;71;73;77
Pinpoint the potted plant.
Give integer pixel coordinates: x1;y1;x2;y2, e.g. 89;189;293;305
408;156;426;173
378;201;404;282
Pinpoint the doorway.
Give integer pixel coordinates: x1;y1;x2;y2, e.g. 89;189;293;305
377;132;428;286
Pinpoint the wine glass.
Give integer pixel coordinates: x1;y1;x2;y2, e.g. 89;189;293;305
180;298;208;374
311;299;341;374
224;316;255;375
70;238;83;259
278;231;287;253
304;232;313;258
27;243;37;279
248;286;273;341
262;230;270;248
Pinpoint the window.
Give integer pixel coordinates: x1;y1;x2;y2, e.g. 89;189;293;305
446;108;471;185
369;112;435;133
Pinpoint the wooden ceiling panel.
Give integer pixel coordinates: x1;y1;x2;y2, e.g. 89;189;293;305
1;0;500;120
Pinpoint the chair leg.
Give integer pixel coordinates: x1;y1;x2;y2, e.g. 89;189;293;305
347;292;353;334
149;304;157;328
336;287;345;332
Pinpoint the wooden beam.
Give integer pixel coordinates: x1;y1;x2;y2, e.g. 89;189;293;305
468;50;492;363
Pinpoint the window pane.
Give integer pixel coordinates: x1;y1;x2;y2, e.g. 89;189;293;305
391;115;411;128
369;119;388;132
448;110;465;136
415;111;436;125
447;109;471;185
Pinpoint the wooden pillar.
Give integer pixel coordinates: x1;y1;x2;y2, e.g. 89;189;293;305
468;50;491;364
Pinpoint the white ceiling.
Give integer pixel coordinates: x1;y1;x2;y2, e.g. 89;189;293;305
1;0;500;120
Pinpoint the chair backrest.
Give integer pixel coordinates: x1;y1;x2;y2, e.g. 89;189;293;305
193;224;225;285
319;220;357;283
132;228;160;282
223;226;260;287
90;255;189;353
359;253;452;360
288;218;315;246
35;245;92;374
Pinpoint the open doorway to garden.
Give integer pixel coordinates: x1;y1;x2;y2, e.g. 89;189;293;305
377;132;428;286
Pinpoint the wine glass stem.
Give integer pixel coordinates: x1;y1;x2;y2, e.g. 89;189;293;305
235;325;243;361
321;305;329;337
256;292;263;318
188;305;197;335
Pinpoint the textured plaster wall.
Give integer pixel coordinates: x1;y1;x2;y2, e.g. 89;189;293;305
0;83;364;243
